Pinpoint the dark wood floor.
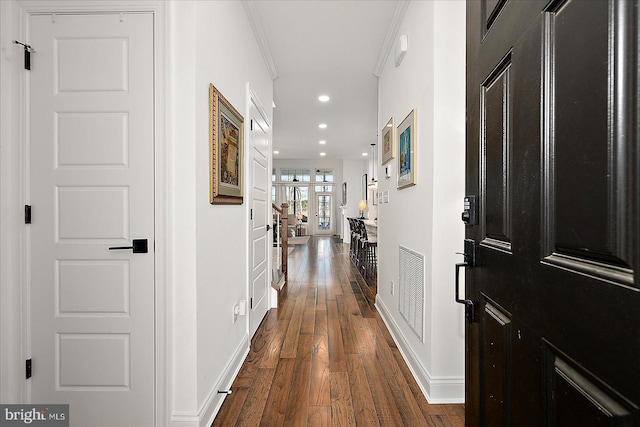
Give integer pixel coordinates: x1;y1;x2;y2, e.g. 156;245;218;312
213;236;465;426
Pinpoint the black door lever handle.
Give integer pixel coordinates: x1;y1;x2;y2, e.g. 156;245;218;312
109;239;148;253
455;261;475;323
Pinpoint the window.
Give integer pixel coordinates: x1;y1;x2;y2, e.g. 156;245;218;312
281;169;310;182
286;186;309;223
315;169;334;182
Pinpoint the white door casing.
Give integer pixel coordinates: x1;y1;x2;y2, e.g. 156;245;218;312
248;88;271;338
28;13;155;427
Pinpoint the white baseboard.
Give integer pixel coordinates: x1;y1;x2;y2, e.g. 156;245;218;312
198;336;250;427
375;296;464;404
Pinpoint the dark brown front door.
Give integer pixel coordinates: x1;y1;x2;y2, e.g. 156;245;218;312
465;1;639;425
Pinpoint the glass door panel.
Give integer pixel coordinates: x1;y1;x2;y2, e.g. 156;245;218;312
315;193;333;235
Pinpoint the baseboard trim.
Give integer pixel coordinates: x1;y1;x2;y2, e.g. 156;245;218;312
198;335;250;427
375;296;464;404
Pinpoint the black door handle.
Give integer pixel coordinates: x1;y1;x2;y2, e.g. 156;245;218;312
109;239;148;253
266;224;271;231
455;238;477;323
455;262;475;323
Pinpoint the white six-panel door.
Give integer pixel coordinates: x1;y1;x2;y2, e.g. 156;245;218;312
28;13;155;426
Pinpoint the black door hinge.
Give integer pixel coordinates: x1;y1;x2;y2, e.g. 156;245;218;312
250;209;253;220
25;205;31;224
250;298;253;309
250;119;253;131
26;359;32;379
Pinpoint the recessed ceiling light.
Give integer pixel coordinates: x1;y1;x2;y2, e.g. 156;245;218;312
320;152;326;156
386;123;393;127
318;123;327;129
319;140;326;145
273;150;280;154
362;152;368;156
318;95;330;102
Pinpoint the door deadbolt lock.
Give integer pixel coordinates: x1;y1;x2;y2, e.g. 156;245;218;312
462;195;478;225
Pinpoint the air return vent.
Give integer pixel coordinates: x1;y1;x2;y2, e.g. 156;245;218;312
399;245;425;341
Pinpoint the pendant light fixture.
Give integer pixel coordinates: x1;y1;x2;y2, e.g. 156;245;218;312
368;143;378;188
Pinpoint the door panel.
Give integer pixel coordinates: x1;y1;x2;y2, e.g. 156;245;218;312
29;13;154;427
466;0;639;425
315;193;333;235
481;55;512;250
249;97;271;338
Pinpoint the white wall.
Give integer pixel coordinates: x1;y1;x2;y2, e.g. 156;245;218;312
342;159;369;241
169;1;274;425
376;0;466;403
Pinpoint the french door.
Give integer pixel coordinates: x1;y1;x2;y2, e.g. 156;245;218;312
314;192;333;235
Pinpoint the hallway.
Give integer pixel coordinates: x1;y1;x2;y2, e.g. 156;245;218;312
213;237;464;426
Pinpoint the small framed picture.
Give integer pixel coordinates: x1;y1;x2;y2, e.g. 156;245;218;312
209;83;244;204
397;109;417;189
381;116;395;165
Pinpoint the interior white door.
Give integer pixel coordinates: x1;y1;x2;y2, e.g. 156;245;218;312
248;96;270;338
28;13;154;427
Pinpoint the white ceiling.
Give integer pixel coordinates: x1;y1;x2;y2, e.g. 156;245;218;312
248;1;404;160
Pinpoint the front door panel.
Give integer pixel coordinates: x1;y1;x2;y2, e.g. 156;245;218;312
465;0;639;425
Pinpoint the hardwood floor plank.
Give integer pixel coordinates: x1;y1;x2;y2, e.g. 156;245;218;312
424;414;456;427
327;299;347;372
307;406;331;427
235;368;276;427
350;317;404;426
443;405;466;427
283;334;313;425
364;318;427;425
389;347;452;418
300;286;318;335
259;358;295;427
316;284;327;310
335;296;359;355
280;289;307;358
314;303;328;336
260;312;290;369
234;313;275;388
350;280;375;318
345;354;380;426
330;372;357;427
309;318;330;406
373;313;398;349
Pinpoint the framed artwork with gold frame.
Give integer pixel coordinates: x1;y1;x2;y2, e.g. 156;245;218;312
381;116;395;165
209;83;244;204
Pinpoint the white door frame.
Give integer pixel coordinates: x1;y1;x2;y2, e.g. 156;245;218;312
0;2;169;425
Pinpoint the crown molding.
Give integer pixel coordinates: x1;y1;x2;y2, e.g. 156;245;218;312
242;1;278;81
373;0;410;78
